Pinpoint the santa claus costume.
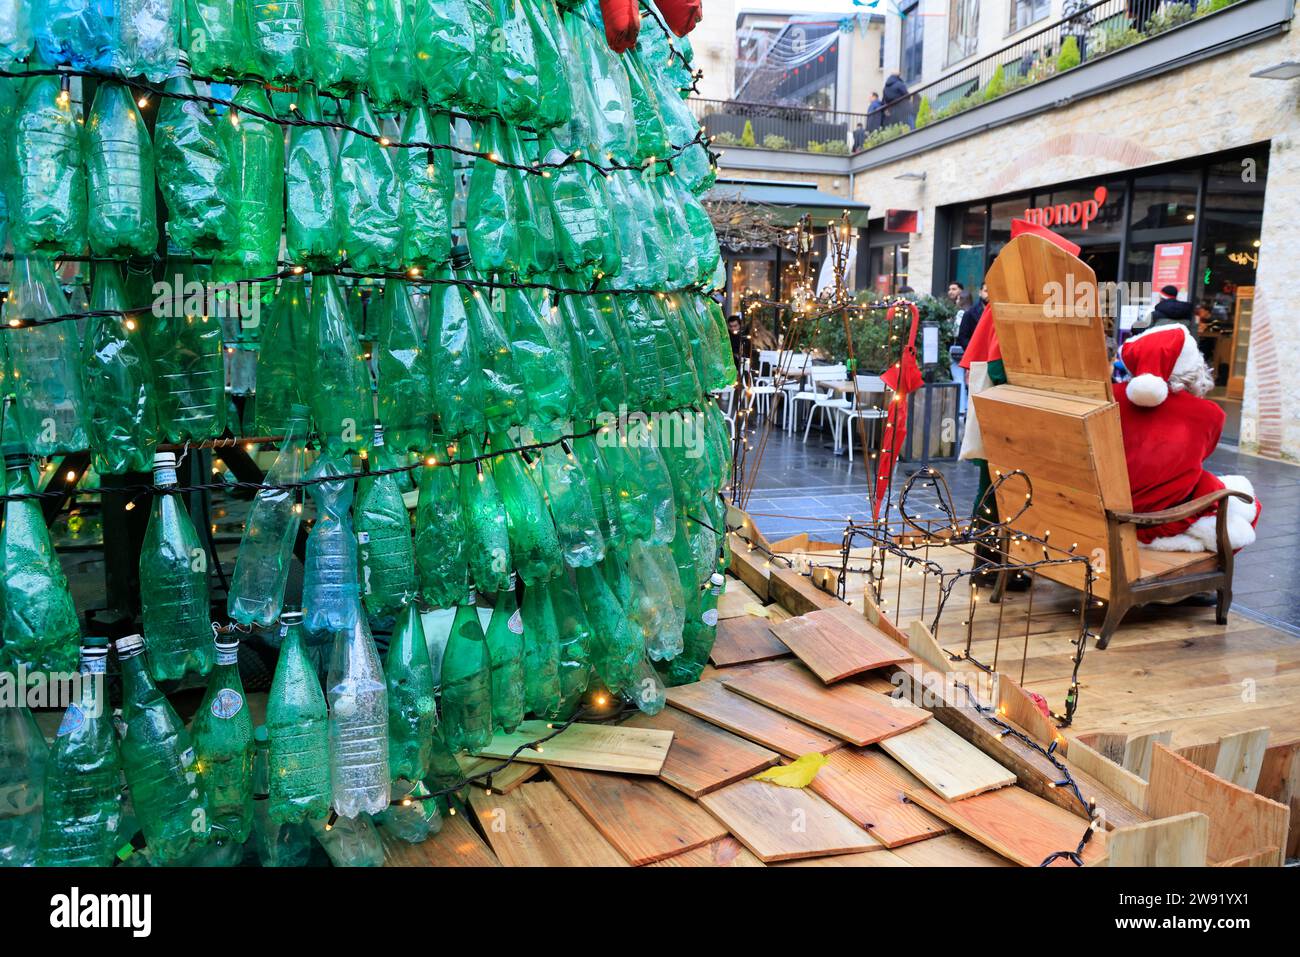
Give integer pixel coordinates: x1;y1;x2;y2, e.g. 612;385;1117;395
1116;324;1260;552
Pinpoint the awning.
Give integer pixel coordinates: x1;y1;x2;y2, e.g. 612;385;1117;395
703;179;871;228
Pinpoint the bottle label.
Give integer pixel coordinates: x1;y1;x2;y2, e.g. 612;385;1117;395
56;704;86;737
210;688;244;719
180;747;198;783
508;609;524;635
701;608;718;627
154;468;177;485
357;531;371;544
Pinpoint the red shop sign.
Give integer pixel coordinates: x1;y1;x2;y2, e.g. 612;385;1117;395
1023;186;1109;231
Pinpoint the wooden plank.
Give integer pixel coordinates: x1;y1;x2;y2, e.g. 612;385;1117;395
709;615;792;668
717;577;766;620
1146;744;1289;867
1107;812;1209;867
1213;727;1269;790
906;619;954;674
997;673;1062;749
646;836;767;867
1123;729;1173;779
863;590;910;645
726;533;771;601
906;785;1107;867
664;679;842;759
809;747;950;847
768;568;841;616
456;755;542;794
474;721;673;776
622;707;780;798
699;778;879;863
1254;740;1300;859
777;848;912;867
467;782;628;867
380;810;499;867
721;659;931;747
1215;846;1279;867
879;718;1017;801
890;832;1015;867
769;606;913;684
549;766;728;865
1065;737;1148;810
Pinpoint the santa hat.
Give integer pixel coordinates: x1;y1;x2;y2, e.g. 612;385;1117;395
1120;325;1204;407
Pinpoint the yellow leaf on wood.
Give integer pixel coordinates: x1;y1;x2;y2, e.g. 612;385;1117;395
752;753;829;789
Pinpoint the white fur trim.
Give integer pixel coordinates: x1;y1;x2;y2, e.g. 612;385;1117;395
1141;533;1204;553
1127;373;1169;407
1169;327;1205;384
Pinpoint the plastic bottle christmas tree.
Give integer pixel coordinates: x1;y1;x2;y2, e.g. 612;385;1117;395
266;611;331;823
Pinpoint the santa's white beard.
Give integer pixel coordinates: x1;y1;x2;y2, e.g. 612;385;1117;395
1169;359;1215;398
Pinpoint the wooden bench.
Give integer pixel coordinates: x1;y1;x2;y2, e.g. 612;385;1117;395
971;234;1250;649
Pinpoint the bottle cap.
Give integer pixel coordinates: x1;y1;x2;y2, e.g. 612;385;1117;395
115;634;145;657
81;636;111;656
279;610;304;626
450;244;472;270
254;725;269;745
709;573;725;586
152;451;176;470
214;636;240;652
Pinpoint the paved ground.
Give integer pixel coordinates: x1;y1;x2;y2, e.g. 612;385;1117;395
741;418;1300;631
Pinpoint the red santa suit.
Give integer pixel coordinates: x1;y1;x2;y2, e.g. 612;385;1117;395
1115;325;1260;551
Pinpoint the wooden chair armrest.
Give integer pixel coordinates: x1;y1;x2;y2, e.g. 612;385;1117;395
1109;489;1254;527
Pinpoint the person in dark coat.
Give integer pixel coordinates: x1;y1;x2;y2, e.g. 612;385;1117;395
882;72;911;127
1150;284;1196;336
866;92;883;132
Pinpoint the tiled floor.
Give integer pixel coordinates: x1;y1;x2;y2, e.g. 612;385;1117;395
740;417;1300;630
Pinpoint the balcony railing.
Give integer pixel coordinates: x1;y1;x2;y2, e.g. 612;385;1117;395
692;0;1250;158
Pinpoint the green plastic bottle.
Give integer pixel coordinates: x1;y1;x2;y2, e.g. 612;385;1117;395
337;93;400;270
154;73;236;256
115;633;210;865
574;562;640;696
248;0;309;82
440;590;493;752
375;282;435;454
37;638;123;867
490;0;540;121
485;579;525;733
219;83;284;280
7;69;86;255
251;726;314;865
427;265;485;439
184;0;255;78
532;435;605;568
139;451;214;681
0;702;46;866
460;267;527;432
411;0;478;104
624;49;671;162
254;277;311;438
83;262;157;475
523;0;572;130
266;610;331;823
571;432;622;549
307;273;372;453
466;119;523;275
307;0;370;94
503;288;573;429
366;0;417;109
540;134;618;276
385;600;437;782
114;0;181;81
458;435;512;595
356;427;417;618
414;446;468;609
556;287;628;413
518;579;561;717
492;440;562;586
285;84;341;266
396;106;452;269
1;255;89;455
228;406;308;628
547;575;593;716
0;447;81;675
193;636;255;844
149;259;228;443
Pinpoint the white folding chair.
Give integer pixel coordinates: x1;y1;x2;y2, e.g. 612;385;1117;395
834;375;889;463
793;365;849;442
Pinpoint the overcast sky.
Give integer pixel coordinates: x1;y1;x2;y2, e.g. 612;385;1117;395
737;1;878;14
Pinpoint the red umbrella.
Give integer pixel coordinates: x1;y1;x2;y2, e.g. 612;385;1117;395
872;301;923;520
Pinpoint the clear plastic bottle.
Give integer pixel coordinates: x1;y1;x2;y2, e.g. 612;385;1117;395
228;406;309;628
115;634;210;864
385;600;437;783
0;446;81;674
9;71;86;255
251;726;314;866
0;702;47;866
139;451;214;681
247;0;309;81
37;638;123;866
440;589;493;753
357;426;417;618
266;611;331;823
302;451;361;636
113;0;181;81
327;602;390;817
155;73;237;256
312;811;384;866
85;82;158;257
485;579;525;734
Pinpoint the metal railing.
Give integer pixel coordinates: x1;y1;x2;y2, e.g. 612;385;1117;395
693;0;1245;156
687;97;872;155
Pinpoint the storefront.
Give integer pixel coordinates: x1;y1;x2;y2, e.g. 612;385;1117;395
936;143;1269;400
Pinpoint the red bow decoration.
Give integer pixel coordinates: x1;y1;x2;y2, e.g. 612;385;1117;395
654;0;703;36
600;0;642;52
873;301;923;520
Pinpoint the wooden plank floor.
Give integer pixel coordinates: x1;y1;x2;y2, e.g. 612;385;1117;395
848;543;1300;749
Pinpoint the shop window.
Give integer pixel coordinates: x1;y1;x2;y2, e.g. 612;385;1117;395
987;195;1031;267
1125;169;1198;297
947;0;980;66
901;2;924;83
